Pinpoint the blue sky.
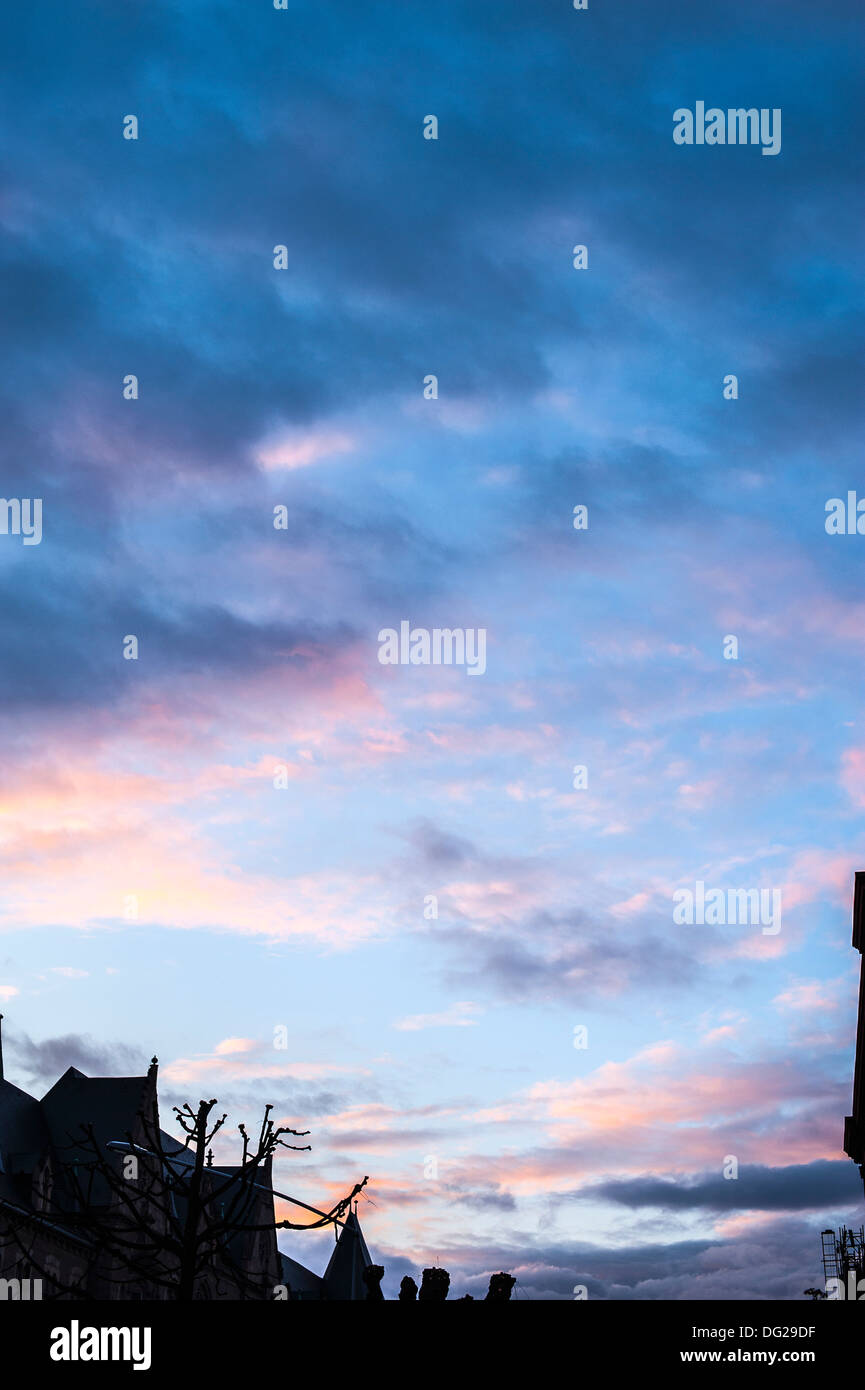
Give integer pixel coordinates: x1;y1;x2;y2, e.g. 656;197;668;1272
0;0;864;1297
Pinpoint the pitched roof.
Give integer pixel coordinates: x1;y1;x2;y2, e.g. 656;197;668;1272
280;1252;324;1298
40;1068;151;1150
39;1067;152;1208
0;1076;48;1176
322;1209;374;1300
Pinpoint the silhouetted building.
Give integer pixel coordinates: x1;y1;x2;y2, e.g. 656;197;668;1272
0;1021;375;1300
844;875;865;1197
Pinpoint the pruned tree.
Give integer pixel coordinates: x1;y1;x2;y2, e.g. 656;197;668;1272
485;1271;516;1301
419;1266;450;1300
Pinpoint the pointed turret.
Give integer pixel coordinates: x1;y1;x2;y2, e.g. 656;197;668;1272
322;1209;376;1300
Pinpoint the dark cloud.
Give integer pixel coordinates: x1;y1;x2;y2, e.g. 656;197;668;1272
404;819;478;870
6;1029;147;1089
437;915;699;1005
377;1213;852;1300
0;575;359;714
588;1161;865;1213
1;0;860;498
450;1188;518;1213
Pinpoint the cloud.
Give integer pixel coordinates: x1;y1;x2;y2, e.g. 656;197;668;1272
393;1002;482;1032
773;980;844;1014
255;427;357;472
5;1030;147;1087
437;915;699;1005
161;1050;368;1088
213;1037;258;1056
387;1214;838;1301
588;1161;864;1214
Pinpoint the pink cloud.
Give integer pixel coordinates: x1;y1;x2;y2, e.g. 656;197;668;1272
840;746;865;807
255;427;356;472
772;979;844;1013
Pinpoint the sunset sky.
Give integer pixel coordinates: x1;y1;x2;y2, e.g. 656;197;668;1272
1;0;864;1298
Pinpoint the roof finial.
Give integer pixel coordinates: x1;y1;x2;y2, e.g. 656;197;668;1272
0;1013;4;1082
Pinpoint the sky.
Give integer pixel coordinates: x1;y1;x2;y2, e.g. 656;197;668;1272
0;0;864;1299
